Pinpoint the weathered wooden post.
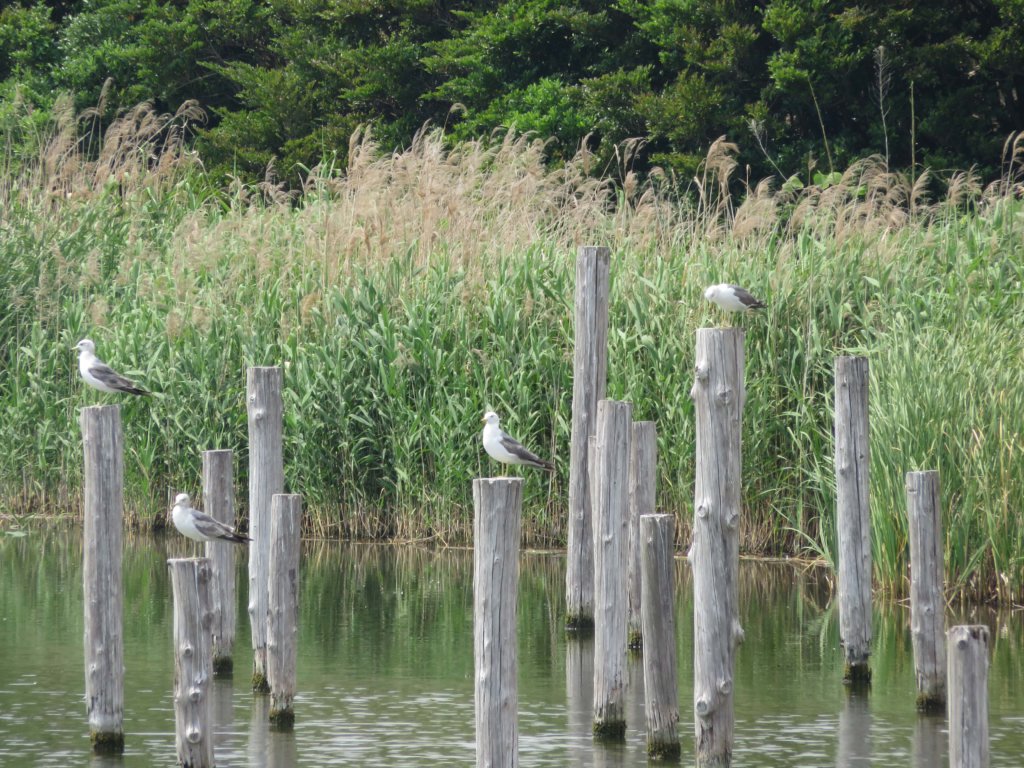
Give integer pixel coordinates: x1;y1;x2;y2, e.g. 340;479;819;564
835;355;872;685
592;399;631;739
628;421;657;650
203;449;237;676
168;557;215;768
268;494;302;728
948;625;989;768
641;513;680;760
567;244;610;631
473;477;523;768
247;366;284;693
907;470;946;711
690;328;745;767
80;404;125;754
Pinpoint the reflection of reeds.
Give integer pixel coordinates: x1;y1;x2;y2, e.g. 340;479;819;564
1;102;1023;599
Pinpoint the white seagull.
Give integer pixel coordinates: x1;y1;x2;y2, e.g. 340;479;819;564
171;493;250;544
482;411;555;471
704;283;767;313
73;339;151;396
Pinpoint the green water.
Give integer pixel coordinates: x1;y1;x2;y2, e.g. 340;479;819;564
1;531;1022;766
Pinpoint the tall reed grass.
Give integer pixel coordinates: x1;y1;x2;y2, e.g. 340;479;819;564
1;101;1021;601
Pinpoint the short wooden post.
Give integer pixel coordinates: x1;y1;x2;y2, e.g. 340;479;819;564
628;421;657;650
268;493;302;728
203;449;237;676
907;470;946;711
592;399;631;739
247;366;284;693
947;625;989;768
567;245;610;631
690;328;745;768
835;355;872;685
641;513;680;760
80;404;125;754
168;557;215;768
473;477;523;768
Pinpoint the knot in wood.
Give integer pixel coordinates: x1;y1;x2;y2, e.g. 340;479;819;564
252;407;266;420
189;687;202;702
695;697;711;717
717;678;732;696
696;503;710;519
694;364;709;381
186;728;202;744
725;511;739;529
715;388;732;404
956;636;968;650
181;643;193;658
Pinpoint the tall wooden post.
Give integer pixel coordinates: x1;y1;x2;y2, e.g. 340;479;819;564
835;355;872;684
628;421;657;650
473;477;523;768
203;449;237;676
268;494;302;727
592;399;631;739
640;513;680;760
168;557;215;768
247;366;284;693
80;404;125;754
690;328;745;767
907;470;946;711
948;625;989;768
567;245;610;631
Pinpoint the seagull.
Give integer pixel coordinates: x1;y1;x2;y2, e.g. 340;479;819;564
704;284;767;313
73;339;151;396
482;411;555;471
171;493;250;544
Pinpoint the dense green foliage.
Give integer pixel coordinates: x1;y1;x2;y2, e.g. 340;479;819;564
1;109;1022;601
1;0;1022;183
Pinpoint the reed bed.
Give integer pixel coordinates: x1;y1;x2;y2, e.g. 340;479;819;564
1;104;1022;601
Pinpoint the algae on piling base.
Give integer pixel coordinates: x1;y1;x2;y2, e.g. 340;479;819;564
213;655;234;677
269;707;295;730
90;729;125;755
843;662;872;687
252;670;271;694
592;720;626;740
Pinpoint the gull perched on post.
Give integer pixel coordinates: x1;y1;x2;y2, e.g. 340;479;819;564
704;283;767;314
171;493;250;544
73;339;151;396
482;411;554;471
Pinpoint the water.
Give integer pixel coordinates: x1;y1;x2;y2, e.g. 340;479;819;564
1;531;1022;766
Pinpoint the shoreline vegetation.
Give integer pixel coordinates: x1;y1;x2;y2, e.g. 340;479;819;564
1;103;1022;603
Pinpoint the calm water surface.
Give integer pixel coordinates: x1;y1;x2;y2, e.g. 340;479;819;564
1;531;1022;766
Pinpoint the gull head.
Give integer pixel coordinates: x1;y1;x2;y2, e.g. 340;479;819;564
73;338;96;354
482;411;500;426
173;493;190;507
704;285;721;302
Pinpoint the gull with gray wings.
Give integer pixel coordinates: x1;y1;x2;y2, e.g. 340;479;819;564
172;493;250;544
482;411;554;471
73;339;151;396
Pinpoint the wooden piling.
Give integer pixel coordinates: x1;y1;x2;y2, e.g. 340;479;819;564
247;366;284;693
835;355;872;685
472;477;523;768
592;399;631;739
906;470;946;711
690;328;745;768
80;404;125;754
567;245;610;631
640;513;680;760
628;421;657;651
268;494;302;728
947;625;989;768
168;557;215;768
202;449;237;676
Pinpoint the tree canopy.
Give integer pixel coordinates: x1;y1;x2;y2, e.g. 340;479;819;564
2;0;1021;185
